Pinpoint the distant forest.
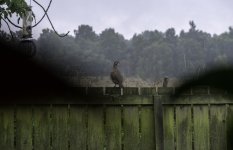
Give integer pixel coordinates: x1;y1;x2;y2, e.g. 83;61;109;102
1;21;233;80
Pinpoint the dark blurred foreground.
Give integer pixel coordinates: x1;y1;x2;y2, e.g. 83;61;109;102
0;38;84;103
1;38;233;149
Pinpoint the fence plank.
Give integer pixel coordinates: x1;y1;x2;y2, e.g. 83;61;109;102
105;106;121;150
154;96;164;150
163;105;175;150
69;105;87;150
226;105;233;150
193;105;210;150
51;105;68;150
33;105;51;150
123;106;140;150
0;106;14;150
176;105;192;150
140;106;155;149
15;105;33;150
87;106;104;150
210;105;227;150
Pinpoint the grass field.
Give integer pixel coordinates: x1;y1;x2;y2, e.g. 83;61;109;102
64;76;181;87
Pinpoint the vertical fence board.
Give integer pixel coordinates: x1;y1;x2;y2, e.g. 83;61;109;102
105;106;121;150
193;105;209;150
69;105;87;150
210;105;227;150
123;106;140;150
140;106;155;149
15;105;33;150
176;105;192;150
51;105;68;150
0;106;14;150
163;105;175;150
227;105;233;150
154;96;164;150
33;105;51;150
87;106;104;150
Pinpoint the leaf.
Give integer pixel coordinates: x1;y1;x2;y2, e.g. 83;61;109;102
6;0;10;6
32;12;36;23
17;17;20;24
0;1;5;5
3;11;7;18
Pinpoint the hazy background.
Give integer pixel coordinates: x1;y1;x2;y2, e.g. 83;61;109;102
1;0;233;87
2;0;233;39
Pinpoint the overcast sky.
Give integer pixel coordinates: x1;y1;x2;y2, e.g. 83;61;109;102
3;0;233;39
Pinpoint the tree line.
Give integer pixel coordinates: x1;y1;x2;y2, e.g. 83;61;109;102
1;21;233;81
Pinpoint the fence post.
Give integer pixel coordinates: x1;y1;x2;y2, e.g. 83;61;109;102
154;95;164;150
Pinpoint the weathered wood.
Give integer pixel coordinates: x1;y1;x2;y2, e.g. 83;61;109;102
123;106;140;150
163;105;175;150
51;105;68;150
105;106;121;150
209;87;227;95
176;105;192;150
158;87;174;95
87;106;104;150
0;106;14;150
29;96;153;105
33;105;51;150
113;95;153;105
140;87;157;95
210;104;227;150
69;105;87;150
154;96;164;150
163;95;233;105
1;90;233;150
106;87;121;95
174;87;192;95
15;105;33;150
124;87;139;95
193;105;210;150
192;86;209;95
226;105;233;150
87;87;104;95
140;106;155;149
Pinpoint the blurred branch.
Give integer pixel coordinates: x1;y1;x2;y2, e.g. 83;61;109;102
6;17;22;29
32;0;69;37
1;18;14;39
32;0;52;28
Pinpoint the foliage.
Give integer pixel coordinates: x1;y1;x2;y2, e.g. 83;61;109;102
0;0;29;19
3;22;233;80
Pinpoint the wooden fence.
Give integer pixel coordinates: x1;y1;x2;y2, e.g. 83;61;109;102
0;87;233;150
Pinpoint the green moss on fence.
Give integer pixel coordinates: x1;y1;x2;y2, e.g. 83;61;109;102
0;87;233;150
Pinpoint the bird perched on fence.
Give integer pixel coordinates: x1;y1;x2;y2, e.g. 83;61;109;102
110;61;123;88
163;76;169;87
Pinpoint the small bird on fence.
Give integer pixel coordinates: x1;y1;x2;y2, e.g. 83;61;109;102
163;76;169;87
110;61;124;88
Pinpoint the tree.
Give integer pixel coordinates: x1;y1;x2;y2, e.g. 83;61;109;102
34;22;233;80
74;25;98;41
37;29;65;64
165;28;176;43
99;28;127;61
189;20;196;32
0;0;29;20
0;0;29;38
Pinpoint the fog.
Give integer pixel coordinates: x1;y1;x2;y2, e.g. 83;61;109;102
1;0;233;86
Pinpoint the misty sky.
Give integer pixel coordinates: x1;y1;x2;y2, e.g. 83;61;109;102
3;0;233;39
